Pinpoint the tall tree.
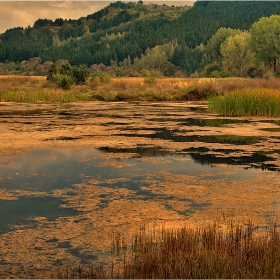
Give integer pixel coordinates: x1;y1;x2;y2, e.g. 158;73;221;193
221;32;254;76
249;15;280;73
204;27;241;65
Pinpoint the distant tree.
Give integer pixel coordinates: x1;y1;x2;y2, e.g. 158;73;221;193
204;27;241;65
72;64;90;84
221;32;254;76
249;15;280;73
46;63;58;81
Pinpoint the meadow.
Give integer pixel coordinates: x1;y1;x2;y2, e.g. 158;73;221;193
1;75;280;117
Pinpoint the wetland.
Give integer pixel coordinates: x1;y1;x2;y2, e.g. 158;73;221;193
0;101;280;278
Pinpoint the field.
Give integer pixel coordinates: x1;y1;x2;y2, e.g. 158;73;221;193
0;76;280;278
1;75;280;117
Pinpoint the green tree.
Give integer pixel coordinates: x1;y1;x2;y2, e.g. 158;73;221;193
72;64;90;84
249;15;280;73
46;63;58;81
204;27;241;65
47;62;90;88
221;32;254;76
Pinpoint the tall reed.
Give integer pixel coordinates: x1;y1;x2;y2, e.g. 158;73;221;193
0;89;75;103
57;222;280;279
208;88;280;117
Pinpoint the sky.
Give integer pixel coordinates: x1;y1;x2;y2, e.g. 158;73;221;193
0;1;194;34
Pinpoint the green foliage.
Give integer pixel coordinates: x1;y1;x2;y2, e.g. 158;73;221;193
208;88;280;117
46;63;58;80
47;63;90;89
72;65;90;84
221;32;254;77
250;15;280;73
2;2;280;77
143;76;156;85
52;74;73;90
91;71;111;83
204;27;241;65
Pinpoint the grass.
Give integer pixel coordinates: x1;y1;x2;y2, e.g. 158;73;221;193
208;88;280;117
1;75;280;114
56;220;280;279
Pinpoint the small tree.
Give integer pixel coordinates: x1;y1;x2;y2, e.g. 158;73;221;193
72;64;90;84
46;63;58;81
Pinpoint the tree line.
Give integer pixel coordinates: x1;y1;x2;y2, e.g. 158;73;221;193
0;1;280;78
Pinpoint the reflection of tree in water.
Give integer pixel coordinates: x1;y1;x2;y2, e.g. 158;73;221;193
99;146;168;157
189;150;277;171
118;128;262;145
185;118;249;127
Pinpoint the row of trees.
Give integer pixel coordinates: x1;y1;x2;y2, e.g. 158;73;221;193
0;11;280;78
200;14;280;78
1;1;280;68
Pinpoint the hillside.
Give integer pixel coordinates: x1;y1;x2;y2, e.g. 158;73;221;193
1;1;280;77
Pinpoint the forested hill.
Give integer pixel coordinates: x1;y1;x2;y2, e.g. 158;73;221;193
1;1;280;77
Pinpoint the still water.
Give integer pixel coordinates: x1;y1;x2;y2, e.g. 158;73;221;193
0;101;280;277
0;146;269;234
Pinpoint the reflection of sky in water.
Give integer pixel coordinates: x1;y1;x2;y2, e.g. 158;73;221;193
0;147;266;192
0;147;268;233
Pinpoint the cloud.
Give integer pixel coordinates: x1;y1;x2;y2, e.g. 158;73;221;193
0;1;110;33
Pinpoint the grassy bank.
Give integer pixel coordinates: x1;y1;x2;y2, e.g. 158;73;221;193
57;221;280;279
1;75;280;105
1;76;280;117
208;88;280;117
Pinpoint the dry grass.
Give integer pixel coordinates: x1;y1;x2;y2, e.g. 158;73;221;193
1;75;280;104
57;220;280;279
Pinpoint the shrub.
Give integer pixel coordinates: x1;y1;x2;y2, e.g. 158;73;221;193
91;71;111;83
47;63;90;89
72;65;90;84
143;76;156;85
52;74;73;90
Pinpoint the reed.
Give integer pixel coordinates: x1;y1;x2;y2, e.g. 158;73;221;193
57;221;280;279
116;223;280;279
2;75;280;104
208;88;280;117
0;88;75;103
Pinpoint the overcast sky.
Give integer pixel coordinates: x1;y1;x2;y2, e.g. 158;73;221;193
0;1;194;34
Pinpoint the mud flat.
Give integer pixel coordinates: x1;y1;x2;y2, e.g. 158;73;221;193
0;101;280;278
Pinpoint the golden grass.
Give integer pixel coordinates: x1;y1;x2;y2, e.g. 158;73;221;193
1;75;280;104
57;220;280;279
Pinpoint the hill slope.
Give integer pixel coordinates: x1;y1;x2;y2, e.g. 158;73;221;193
1;1;280;76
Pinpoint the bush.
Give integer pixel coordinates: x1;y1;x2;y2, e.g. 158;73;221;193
52;74;73;90
91;71;111;83
72;65;90;84
143;76;156;85
47;63;90;89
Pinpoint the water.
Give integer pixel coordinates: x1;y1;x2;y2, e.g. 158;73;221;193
1;102;280;277
0;146;271;234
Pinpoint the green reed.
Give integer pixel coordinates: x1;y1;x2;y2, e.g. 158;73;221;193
0;88;75;103
208;88;280;117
